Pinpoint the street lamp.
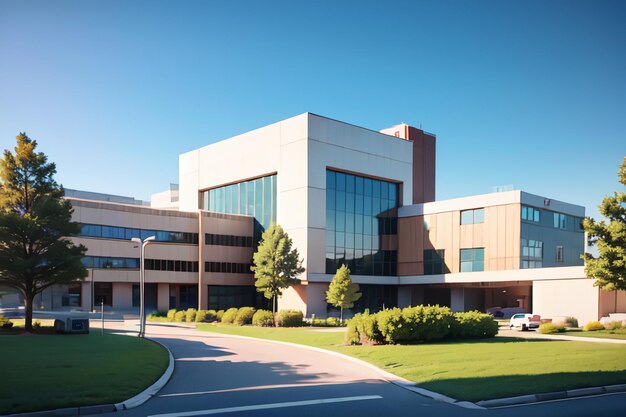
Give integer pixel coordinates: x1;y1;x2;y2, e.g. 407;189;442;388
131;236;156;337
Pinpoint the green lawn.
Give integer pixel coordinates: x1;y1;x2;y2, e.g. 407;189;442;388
563;328;626;340
198;324;626;402
0;332;169;414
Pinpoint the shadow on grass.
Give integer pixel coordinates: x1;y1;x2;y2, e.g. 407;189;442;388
395;336;552;346
418;370;626;402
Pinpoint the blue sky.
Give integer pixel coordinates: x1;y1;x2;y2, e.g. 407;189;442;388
0;0;624;221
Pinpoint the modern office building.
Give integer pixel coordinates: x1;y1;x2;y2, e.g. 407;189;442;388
28;113;625;324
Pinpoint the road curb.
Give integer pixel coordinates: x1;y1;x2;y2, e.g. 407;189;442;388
114;337;175;410
1;336;175;417
476;384;626;408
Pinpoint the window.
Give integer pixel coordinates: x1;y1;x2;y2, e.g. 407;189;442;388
79;224;198;244
460;208;484;225
202;174;276;234
205;233;254;247
424;249;447;275
556;246;564;263
207;285;269;311
521;239;543;268
94;282;112;306
204;262;253;274
553;213;567;229
325;169;399;276
521;206;540;222
460;248;484;272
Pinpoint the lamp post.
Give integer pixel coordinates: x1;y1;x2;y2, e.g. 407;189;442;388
131;236;156;338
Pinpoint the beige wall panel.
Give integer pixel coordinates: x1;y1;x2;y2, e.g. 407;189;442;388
473;223;484;248
451;211;460;273
497;205;507;262
157;283;170;311
398;262;421;276
459;225;472;249
145;271;197;284
112;283;132;309
279;285;308;315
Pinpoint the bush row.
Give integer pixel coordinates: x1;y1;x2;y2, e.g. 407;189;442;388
148;308;223;323
346;306;498;345
0;315;13;329
149;307;307;327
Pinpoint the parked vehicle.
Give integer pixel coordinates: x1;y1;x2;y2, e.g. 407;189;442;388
509;313;541;331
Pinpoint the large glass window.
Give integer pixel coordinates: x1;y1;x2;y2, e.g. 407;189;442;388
79;224;198;244
207;285;270;311
201;174;277;233
460;248;484;272
325;170;399;276
521;239;543;268
424;249;448;275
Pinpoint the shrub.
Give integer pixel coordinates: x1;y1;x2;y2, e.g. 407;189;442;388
174;311;185;322
234;307;256;326
583;321;605;331
252;309;274;326
346;313;382;345
605;321;623;330
377;305;454;344
216;310;225;321
166;309;177;322
450;311;499;339
185;308;197;323
276;310;304;327
539;322;566;334
149;310;167;318
221;308;239;324
196;310;217;323
326;317;341;326
564;316;579;328
0;315;13;329
33;320;41;329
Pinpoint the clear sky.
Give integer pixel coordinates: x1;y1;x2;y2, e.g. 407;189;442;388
0;0;624;221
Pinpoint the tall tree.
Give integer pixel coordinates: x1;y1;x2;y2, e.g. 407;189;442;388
582;157;626;291
0;133;87;332
326;264;361;323
251;224;305;313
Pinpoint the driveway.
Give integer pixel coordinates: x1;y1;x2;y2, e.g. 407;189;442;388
95;322;626;417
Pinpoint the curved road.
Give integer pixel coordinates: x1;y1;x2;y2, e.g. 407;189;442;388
101;323;626;417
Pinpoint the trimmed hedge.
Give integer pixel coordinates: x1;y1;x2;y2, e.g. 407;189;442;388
185;308;197;323
174;311;185;322
252;309;274;327
234;307;256;326
450;311;499;339
167;309;177;322
539;323;566;334
196;310;217;323
276;310;304;327
221;308;239;324
347;306;498;345
216;310;225;321
583;321;605;331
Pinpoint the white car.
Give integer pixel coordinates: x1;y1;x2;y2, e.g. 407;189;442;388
509;313;541;331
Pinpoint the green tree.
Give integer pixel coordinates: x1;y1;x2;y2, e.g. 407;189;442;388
251;224;305;313
582;157;626;291
326;264;361;323
0;133;87;332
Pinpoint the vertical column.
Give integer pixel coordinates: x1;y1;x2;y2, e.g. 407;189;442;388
197;210;205;310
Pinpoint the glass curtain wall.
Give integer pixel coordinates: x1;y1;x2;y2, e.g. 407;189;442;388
202;174;277;240
325;170;399;276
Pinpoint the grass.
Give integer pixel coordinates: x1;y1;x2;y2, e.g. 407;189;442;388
564;328;626;340
0;332;169;414
197;323;626;402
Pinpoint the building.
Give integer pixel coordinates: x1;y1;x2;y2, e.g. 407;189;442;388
30;113;626;324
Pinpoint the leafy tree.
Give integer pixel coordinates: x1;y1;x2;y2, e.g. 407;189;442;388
251;224;305;313
583;157;626;291
326;264;361;323
0;133;87;332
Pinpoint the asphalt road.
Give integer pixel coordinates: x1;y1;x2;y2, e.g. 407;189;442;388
97;323;626;417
